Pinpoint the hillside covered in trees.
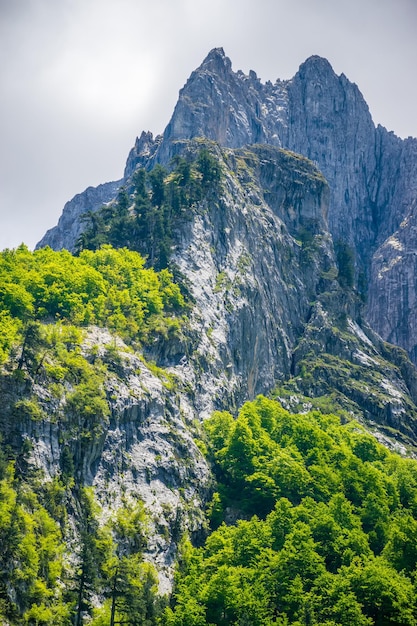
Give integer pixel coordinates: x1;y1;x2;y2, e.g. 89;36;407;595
2;141;417;625
166;397;417;625
0;243;186;624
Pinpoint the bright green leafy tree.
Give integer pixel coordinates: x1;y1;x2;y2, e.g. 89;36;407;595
163;396;417;625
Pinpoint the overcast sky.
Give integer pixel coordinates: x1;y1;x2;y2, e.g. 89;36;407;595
1;0;416;251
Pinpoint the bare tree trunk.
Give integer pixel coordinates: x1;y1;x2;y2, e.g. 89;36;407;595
110;567;118;626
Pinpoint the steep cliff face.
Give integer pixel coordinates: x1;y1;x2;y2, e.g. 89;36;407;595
162;143;331;414
164;142;417;442
37;180;121;250
366;136;417;362
367;194;417;364
37;48;417;366
287;56;378;258
160;49;288;152
0;326;211;594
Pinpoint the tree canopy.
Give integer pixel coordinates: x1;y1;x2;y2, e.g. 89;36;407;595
164;396;417;625
76;147;223;269
0;244;185;363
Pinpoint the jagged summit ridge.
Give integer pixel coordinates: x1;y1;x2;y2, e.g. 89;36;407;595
37;48;417;366
162;47;289;150
37;48;373;251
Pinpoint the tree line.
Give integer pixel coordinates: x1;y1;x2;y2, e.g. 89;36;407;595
76;148;222;270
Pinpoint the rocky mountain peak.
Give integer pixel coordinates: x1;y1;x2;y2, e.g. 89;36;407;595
37;49;417;369
124;129;161;178
8;50;417;615
199;46;231;73
296;54;336;77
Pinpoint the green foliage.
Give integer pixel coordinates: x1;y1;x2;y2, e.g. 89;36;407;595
13;397;45;421
0;311;21;364
77;147;223;269
101;558;160;626
66;376;109;432
64;489;161;626
0;463;70;624
195;148;222;193
165;397;417;625
0;244;184;366
70;487;113;626
111;500;148;556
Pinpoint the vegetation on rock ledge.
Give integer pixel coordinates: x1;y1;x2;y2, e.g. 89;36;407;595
0;244;186;624
76;148;223;270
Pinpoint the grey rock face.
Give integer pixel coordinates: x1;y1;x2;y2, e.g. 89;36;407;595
37;180;121;251
124;130;162;178
287;57;378;260
366;135;417;361
0;325;212;594
161;48;288;152
37;48;417;365
166;143;332;414
155;50;417;366
367;195;417;363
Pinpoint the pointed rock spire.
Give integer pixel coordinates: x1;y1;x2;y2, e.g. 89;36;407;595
197;47;232;75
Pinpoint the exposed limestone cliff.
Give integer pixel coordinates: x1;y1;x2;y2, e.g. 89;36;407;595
37;48;417;368
367;196;417;364
367;137;417;363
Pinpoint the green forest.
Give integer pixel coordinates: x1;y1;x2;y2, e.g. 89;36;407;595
76;147;222;270
4;374;417;623
164;397;417;625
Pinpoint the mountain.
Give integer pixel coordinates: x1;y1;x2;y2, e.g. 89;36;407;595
38;47;417;368
2;49;417;623
3;137;417;624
